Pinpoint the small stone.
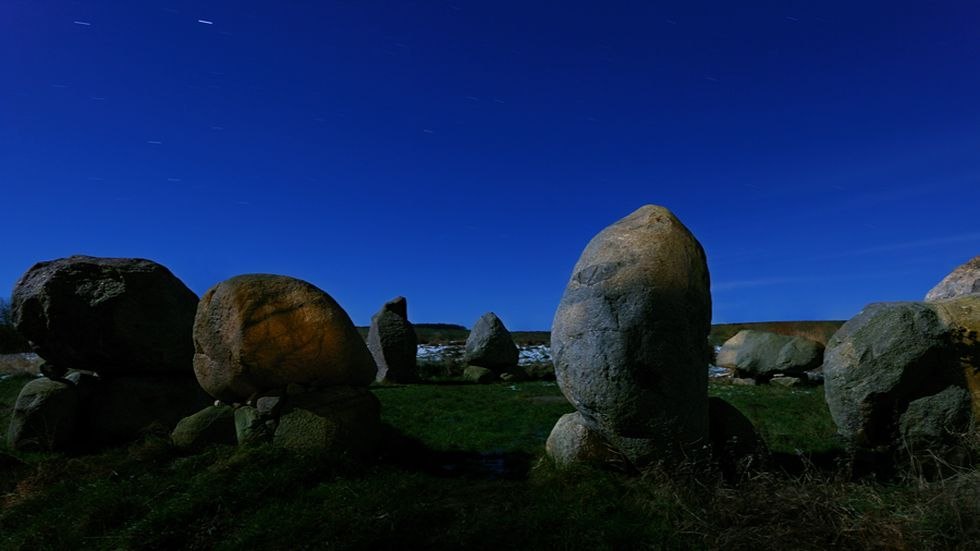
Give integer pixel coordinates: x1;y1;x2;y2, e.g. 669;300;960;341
732;378;757;386
770;376;801;388
171;405;236;450
546;412;616;467
235;405;272;445
462;365;497;383
256;395;282;417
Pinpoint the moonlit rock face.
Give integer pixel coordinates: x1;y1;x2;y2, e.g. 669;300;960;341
368;296;418;383
192;274;376;403
551;205;712;465
925;256;980;302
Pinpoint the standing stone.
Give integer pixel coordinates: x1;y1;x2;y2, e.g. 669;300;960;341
550;205;712;466
192;274;376;403
823;302;969;454
463;312;518;370
367;296;418;383
11;256;198;376
925;256;980;301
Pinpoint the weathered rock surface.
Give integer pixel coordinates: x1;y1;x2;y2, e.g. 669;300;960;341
235;405;272;445
192;274;376;402
899;386;973;451
550;205;712;466
6;377;80;451
931;294;980;420
11;256;198;375
463;312;519;370
925;256;980;301
171;405;237;449
823;301;972;454
273;387;381;454
546;412;616;467
368;296;418;383
716;330;824;380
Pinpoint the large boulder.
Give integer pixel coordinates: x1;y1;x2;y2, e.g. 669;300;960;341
11;256;198;376
716;330;824;381
463;312;518;370
550;205;712;466
192;274;376;403
6;377;80;451
925;256;980;301
823;301;975;456
367;296;418;383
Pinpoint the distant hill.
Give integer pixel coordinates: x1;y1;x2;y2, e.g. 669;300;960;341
709;321;845;347
361;320;844;347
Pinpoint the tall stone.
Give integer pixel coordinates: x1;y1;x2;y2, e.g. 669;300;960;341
367;296;418;383
463;312;519;370
11;255;198;376
192;274;376;403
550;205;712;466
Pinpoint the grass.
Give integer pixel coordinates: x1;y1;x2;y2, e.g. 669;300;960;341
0;376;977;550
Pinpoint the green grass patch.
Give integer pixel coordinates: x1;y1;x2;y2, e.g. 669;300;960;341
709;383;842;454
0;380;976;549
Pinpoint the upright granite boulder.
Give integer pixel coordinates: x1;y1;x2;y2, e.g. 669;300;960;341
716;330;824;381
926;256;980;301
192;274;376;403
823;299;977;461
463;312;518;370
367;296;418;383
549;205;712;467
11;255;198;375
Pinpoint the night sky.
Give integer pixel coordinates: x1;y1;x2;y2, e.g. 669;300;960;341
2;1;979;329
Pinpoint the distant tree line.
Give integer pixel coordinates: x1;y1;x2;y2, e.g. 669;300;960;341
0;297;31;353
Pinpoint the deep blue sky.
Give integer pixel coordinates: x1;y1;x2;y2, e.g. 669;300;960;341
2;1;979;329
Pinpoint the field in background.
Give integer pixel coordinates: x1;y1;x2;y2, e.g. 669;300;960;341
359;320;845;348
709;320;845;347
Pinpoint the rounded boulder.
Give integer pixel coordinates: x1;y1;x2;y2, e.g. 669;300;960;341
192;274;376;402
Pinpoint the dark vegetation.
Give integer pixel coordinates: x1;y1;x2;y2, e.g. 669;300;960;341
1;374;977;550
0;299;30;354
